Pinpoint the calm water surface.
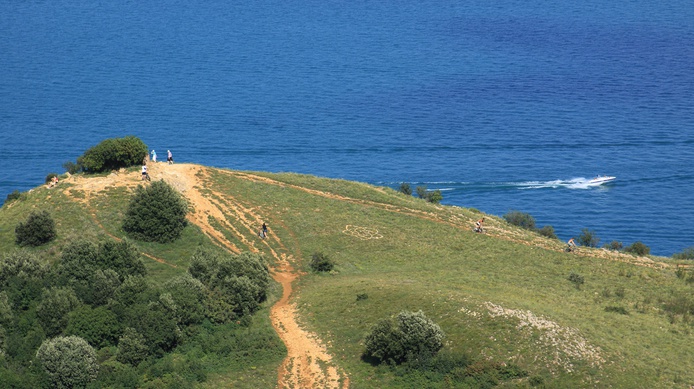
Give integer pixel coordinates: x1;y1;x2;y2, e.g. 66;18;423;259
1;0;693;256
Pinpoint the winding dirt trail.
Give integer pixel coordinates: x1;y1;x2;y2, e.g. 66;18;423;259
58;162;683;388
61;162;349;389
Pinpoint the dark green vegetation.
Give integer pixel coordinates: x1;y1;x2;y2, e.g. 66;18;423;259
0;175;282;388
15;210;56;247
122;180;188;243
2;159;694;388
69;135;148;174
399;182;443;204
503;210;557;239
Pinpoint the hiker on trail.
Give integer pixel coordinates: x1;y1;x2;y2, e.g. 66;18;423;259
167;150;173;164
141;164;149;181
475;217;485;233
262;222;268;236
151;149;157;162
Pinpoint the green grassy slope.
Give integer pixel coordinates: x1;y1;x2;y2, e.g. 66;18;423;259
2;166;693;388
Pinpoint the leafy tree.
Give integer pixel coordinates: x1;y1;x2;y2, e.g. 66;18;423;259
604;241;624;251
578;228;600;248
97;240;147;281
66;306;121;348
76;136;148;173
188;248;270;320
116;327;149;366
122;180;188;243
58;240;143;305
0;249;50;285
426;190;443;204
416;186;428;199
364;310;445;364
36;336;98;389
162;274;206;326
15;210;56;247
134;302;180;356
36;287;81;337
398;183;412;196
624;241;650;256
503;210;536;230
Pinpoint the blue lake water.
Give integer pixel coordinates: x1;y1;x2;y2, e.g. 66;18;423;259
1;0;693;256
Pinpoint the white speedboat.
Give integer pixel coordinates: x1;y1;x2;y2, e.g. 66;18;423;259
589;175;616;185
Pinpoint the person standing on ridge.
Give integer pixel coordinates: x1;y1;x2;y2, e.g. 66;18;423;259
167;150;173;164
151;149;157;163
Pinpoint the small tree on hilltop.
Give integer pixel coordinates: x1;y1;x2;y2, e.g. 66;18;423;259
624;241;650;256
399;183;412;196
76;136;148;173
15;210;56;247
123;180;188;243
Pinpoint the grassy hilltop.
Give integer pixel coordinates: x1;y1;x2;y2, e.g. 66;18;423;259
2;162;694;388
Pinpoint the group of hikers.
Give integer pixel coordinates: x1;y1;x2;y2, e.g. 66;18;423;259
473;217;579;252
141;149;174;181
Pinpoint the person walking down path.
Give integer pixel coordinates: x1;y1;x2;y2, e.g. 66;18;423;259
151;149;157;163
262;223;268;236
167;150;173;164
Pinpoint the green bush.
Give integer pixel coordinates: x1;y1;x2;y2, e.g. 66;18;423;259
537;225;557;239
62;161;80;175
624;241;650;256
503;210;536;230
309;252;334;272
399;183;412;196
188;248;270;320
604;241;624;251
76;136;148;173
578;228;600;248
673;247;694;260
58;239;145;305
36;336;99;389
66;306;121;349
36;287;81;337
15;210;56;247
5;190;23;204
122;180;188;243
116;327;149;366
364;310;445;364
415;186;428;199
426;190;443;204
568;272;585;289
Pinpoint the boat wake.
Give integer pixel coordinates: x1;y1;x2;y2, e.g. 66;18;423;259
510;177;614;190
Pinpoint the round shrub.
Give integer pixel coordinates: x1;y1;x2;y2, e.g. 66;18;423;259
578;228;600;248
364;310;445;364
503;210;536;230
36;336;98;389
309;252;334;272
624;241;650;256
15;210;56;247
122;180;188;243
537;225;557;239
76;136;148;173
